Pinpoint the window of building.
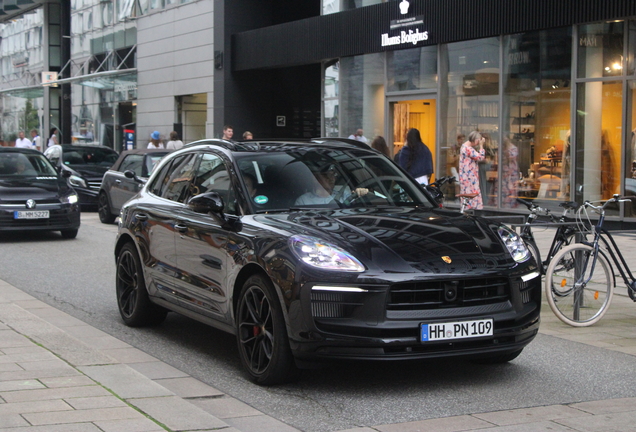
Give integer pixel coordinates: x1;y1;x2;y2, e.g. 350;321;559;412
387;45;437;92
578;22;624;78
439;37;500;207
502;27;572;208
625;80;636;216
323;61;340;137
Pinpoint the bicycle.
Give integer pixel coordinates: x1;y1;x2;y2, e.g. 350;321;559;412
545;194;634;326
515;198;580;275
424;175;456;208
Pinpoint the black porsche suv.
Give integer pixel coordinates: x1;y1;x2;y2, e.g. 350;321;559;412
115;138;541;385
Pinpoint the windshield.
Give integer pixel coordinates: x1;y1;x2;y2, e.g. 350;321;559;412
0;152;58;177
62;147;118;167
235;147;433;212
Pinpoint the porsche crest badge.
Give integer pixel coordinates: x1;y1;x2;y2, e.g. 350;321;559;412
442;256;452;264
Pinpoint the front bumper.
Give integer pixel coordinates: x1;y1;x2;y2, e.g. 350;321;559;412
289;271;541;361
0;204;80;232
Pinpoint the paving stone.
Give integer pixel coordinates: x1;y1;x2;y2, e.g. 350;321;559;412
0;379;45;392
373;415;494;432
79;364;174;399
128;361;190;380
0;368;80;381
570;397;636;415
17;358;74;371
333;429;383;432
23;406;144;426
0;413;29;428
0;350;57;364
103;347;159;364
93;418;168;432
39;375;96;388
470;421;583;431
190;396;262;419
225;414;302;432
1;384;109;403
0;424;101;432
129;395;229;431
0;399;72;415
0;331;32;349
0;363;23;372
555;410;636;432
153;376;224;398
13;299;51;310
64;395;127;410
473;405;590;425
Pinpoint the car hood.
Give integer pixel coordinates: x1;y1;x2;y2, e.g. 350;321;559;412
63;164;109;179
251;207;516;275
0;177;73;201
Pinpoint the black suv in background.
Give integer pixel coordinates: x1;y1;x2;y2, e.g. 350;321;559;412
45;144;118;209
98;148;170;223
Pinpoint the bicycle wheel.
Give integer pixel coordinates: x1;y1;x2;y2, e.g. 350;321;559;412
545;243;614;327
547;232;580;296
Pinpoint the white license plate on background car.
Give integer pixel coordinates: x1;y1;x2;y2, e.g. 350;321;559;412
421;319;493;342
14;210;49;219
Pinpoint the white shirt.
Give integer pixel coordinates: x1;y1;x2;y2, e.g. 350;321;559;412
15;138;33;148
166;140;184;150
31;135;42;151
148;142;165;149
348;134;369;144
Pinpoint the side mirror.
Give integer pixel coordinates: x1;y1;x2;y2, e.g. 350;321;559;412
124;170;145;184
188;192;224;214
61;169;71;178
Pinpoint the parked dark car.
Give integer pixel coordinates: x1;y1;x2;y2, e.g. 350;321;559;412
98;148;171;223
115;139;541;385
0;147;80;238
44;144;119;209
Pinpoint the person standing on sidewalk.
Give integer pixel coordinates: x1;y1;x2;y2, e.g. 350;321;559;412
14;131;33;148
166;131;184;150
30;129;43;151
147;131;164;149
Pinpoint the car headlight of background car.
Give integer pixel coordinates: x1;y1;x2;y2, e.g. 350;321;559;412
290;235;365;272
497;226;530;263
60;193;79;204
68;174;87;189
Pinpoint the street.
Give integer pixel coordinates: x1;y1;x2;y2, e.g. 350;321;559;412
2;213;636;432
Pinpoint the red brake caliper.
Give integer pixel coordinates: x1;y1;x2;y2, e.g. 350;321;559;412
253;325;260;337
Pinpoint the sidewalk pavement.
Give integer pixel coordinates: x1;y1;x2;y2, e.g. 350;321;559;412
3;223;636;431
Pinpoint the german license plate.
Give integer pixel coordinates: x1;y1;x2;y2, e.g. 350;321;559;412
14;210;50;219
421;319;493;342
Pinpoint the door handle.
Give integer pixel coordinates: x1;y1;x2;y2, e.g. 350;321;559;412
174;223;188;233
135;213;148;221
115;179;122;184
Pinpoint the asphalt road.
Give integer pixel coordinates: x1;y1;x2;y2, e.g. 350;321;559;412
2;213;636;432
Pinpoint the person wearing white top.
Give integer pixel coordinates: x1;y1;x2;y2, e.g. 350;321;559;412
147;131;165;149
348;128;369;144
14;131;33;148
47;128;58;147
166;131;184;150
30;129;42;151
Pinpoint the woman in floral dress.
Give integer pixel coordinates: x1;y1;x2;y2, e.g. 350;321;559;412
459;131;486;210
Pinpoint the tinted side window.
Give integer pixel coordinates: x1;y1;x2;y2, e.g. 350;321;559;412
193;153;237;215
148;159;174;196
119;154;144;175
162;154;200;203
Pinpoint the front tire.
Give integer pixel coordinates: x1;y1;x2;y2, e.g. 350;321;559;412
60;229;78;239
98;192;116;224
116;243;167;327
236;275;298;385
545;243;613;327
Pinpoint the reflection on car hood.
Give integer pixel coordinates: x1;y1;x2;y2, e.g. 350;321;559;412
0;177;72;201
253;207;512;275
64;165;109;179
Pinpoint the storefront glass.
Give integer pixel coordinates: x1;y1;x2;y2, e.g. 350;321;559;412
578;22;624;79
339;53;385;143
439;37;499;207
575;81;623;216
324;62;340;137
502;28;572;208
387;46;437;92
629;20;636;76
624;80;636;216
322;0;384;15
0;93;44;146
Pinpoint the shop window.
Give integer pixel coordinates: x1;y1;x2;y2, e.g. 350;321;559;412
575;81;623;216
323;62;340;137
387;46;437;92
578;22;624;79
629;20;636;76
502;28;572;208
337;54;385;145
439;37;499;208
624;80;636;216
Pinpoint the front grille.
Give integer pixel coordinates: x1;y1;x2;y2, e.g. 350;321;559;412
512;277;538;304
311;291;364;318
87;180;102;190
388;277;509;311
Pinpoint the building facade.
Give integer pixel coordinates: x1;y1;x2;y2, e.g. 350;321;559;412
1;0;636;222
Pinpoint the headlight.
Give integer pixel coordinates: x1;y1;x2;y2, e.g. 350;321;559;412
68;175;87;188
61;193;79;204
497;226;530;263
290;235;365;272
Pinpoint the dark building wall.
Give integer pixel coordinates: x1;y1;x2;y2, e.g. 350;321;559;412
215;0;320;138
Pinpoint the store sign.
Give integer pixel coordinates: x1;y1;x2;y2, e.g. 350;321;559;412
381;1;429;47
